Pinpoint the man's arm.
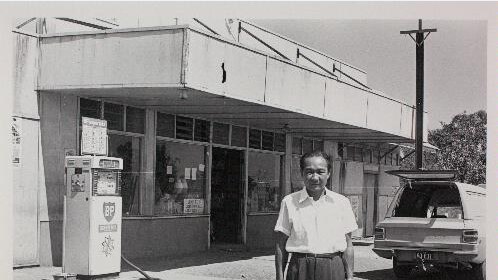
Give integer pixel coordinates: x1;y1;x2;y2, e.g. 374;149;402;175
342;232;354;280
275;231;289;280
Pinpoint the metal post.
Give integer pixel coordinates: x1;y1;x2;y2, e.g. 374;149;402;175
415;19;424;169
400;19;437;170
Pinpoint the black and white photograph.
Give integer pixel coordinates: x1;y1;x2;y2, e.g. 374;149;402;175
2;2;496;280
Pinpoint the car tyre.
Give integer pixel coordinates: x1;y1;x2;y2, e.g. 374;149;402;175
393;257;413;279
471;261;485;280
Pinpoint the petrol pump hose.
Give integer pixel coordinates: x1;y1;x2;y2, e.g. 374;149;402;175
121;254;162;280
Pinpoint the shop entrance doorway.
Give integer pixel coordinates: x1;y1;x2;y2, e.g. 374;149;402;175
211;147;244;244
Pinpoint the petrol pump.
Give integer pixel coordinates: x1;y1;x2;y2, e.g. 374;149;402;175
63;117;123;279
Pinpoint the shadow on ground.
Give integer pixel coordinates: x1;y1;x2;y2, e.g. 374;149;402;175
355;268;475;280
121;246;274;273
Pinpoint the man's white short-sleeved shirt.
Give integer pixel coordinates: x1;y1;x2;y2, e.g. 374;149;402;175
274;188;358;254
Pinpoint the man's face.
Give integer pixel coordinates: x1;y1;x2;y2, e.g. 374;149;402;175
302;156;330;193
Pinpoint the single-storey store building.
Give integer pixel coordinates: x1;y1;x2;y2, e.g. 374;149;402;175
12;18;427;267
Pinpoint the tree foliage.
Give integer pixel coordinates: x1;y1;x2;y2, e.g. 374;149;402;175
400;110;486;185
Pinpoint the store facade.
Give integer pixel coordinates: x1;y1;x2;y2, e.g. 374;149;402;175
13;20;423;266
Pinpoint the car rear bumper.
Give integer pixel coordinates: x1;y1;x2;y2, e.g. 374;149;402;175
372;246;479;264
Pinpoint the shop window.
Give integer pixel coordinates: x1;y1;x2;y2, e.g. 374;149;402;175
355;147;363;162
157;112;175;138
80;98;101;120
291;156;304;193
313;140;324;151
231;125;247;148
338;143;344;159
346;146;355;161
292;137;302;155
249;129;261;149
247;151;282;213
176;116;193;140
212;122;229;145
363;148;372;163
126;106;145;134
373;149;380;164
274;133;286;152
261;131;274;151
104;102;124;131
154;141;207;216
302;138;313;154
108;134;142;216
194;119;210;142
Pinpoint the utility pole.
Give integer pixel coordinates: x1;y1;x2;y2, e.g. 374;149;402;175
400;19;437;170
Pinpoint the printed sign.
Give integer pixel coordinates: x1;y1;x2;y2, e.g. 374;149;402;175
183;199;204;214
81;117;107;155
98;224;118;232
103;202;116;222
12;117;21;167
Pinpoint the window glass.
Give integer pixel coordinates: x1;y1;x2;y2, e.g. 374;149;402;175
248;152;282;213
261;131;274;151
104;102;124;131
292;137;302;155
313;140;324;151
108;134;142;216
274;133;286;152
355;147;363;162
302;139;313;154
80;98;101;119
212;122;229;145
363;149;372;163
157;112;175;138
194;119;210;142
175;116;193;140
126;106;145;134
291;156;304;193
373;149;380;164
155;141;207;216
231;125;247;147
249;129;261;149
393;184;462;218
346;146;355;161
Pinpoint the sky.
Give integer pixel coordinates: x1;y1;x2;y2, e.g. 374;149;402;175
252;19;487;130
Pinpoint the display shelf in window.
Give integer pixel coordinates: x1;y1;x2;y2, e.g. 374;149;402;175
154;141;207;216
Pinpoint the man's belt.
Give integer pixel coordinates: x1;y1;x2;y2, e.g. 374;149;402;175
292;252;342;259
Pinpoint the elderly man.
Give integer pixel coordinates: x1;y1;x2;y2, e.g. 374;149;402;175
275;150;358;280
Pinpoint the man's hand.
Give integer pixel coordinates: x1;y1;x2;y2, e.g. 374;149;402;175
342;233;355;280
275;231;289;280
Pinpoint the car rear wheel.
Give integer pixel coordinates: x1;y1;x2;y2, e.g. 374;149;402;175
471;261;485;280
393;257;413;279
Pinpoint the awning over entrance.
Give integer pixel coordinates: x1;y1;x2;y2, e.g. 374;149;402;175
37;24;425;144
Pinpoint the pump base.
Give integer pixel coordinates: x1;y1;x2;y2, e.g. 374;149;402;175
76;272;119;280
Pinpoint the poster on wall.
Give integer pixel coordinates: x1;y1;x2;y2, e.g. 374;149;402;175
183;199;204;214
81;117;108;156
12;117;21;167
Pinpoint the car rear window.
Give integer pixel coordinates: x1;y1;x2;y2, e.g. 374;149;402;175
391;183;463;218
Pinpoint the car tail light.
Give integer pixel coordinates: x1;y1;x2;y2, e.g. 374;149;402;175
462;230;478;244
374;227;385;240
